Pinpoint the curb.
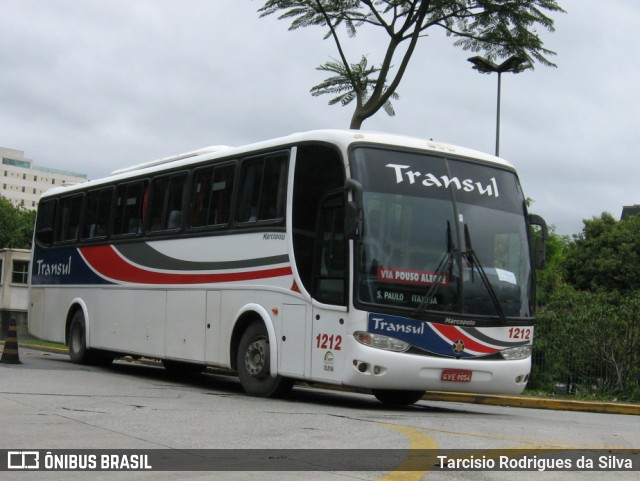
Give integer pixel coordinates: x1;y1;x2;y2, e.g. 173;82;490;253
7;341;638;415
422;391;640;416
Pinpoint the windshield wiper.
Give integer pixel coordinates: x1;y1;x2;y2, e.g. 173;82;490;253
463;224;507;323
417;221;456;313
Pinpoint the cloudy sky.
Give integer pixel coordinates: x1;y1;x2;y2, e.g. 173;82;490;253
1;0;638;235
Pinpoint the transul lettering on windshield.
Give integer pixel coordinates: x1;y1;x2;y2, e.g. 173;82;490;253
386;163;500;198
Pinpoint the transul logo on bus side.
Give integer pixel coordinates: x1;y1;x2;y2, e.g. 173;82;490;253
36;257;72;276
386;163;500;198
371;317;426;335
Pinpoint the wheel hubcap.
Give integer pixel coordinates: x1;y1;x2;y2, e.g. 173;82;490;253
244;338;268;379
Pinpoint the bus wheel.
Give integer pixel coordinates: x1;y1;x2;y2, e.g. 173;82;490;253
237;322;293;398
68;310;113;366
372;389;425;406
68;310;90;364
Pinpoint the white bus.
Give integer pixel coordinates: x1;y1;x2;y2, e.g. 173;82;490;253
29;130;547;405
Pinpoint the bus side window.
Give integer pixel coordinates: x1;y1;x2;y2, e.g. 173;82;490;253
237;159;262;222
260;154;287;220
237;152;288;224
35;198;56;246
113;181;147;236
210;164;234;225
149;172;187;232
291;144;345;297
190;168;212;228
314;192;346;305
82;187;113;240
190;163;235;228
55;194;83;243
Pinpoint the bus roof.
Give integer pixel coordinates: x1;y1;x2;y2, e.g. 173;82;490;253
40;129;515;198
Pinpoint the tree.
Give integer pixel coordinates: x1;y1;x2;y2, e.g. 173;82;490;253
534;286;639;400
563;212;640;293
535;226;569;304
530;213;640;401
259;0;564;129
0;197;35;249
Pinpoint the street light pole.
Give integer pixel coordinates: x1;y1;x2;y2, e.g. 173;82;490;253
495;70;502;156
468;55;532;157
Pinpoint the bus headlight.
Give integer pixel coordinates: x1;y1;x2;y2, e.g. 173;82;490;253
500;345;532;360
354;331;410;352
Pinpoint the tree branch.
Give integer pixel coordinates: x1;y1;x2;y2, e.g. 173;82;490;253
313;0;362;98
360;0;429;119
360;0;394;36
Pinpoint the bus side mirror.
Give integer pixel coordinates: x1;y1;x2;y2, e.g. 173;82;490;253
529;214;548;270
345;201;361;240
344;179;363;240
36;228;54;246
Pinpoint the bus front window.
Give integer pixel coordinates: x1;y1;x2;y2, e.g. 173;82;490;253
351;147;533;320
358;193;460;312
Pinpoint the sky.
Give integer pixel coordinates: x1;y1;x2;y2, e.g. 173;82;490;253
1;0;638;236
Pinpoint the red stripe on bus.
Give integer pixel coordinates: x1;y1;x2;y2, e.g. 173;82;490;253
432;323;498;354
79;245;292;285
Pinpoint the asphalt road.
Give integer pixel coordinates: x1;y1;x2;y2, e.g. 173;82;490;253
0;347;638;480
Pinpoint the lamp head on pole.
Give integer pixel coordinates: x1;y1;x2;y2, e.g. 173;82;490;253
467;55;532;157
467;55;533;74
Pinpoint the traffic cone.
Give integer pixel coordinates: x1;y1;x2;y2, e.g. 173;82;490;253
1;318;22;364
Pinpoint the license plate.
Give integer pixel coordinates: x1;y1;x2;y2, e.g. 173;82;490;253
441;369;472;383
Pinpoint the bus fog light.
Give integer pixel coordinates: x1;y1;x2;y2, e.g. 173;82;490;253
501;345;532;360
354;331;410;352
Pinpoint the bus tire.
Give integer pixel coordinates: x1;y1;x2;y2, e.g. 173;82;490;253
237;321;293;398
372;389;425;406
68;310;90;365
68;310;113;366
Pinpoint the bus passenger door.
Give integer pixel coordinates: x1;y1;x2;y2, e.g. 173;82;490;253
310;191;348;382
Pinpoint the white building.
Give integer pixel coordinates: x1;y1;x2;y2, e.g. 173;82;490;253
1;146;87;210
0;248;30;338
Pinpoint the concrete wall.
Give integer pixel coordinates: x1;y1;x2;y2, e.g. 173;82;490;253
0;248;31;338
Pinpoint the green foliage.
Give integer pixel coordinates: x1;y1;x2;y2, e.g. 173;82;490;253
0;196;35;249
532;213;640;402
259;0;564;128
564;213;640;293
535;226;569;304
310;56;399;116
532;287;640;401
450;0;562;67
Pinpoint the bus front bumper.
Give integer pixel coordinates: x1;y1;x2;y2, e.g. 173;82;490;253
342;339;531;395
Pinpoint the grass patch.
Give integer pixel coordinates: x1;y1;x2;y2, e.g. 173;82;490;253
523;388;635;404
19;338;67;350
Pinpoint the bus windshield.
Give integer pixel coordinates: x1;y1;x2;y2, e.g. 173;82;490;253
351;146;533;319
